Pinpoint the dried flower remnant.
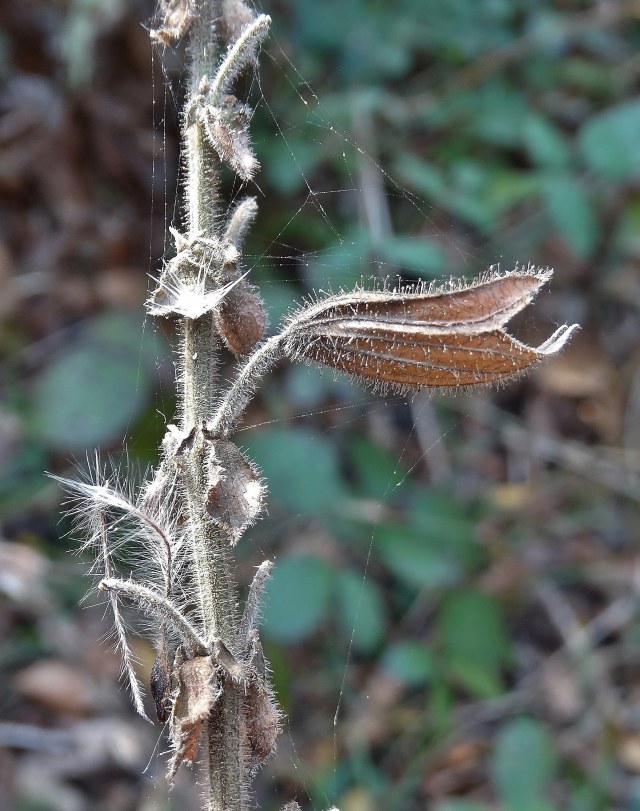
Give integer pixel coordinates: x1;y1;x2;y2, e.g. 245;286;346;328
150;0;195;43
169;655;220;778
283;267;578;392
185;15;271;183
205;440;265;545
200;96;260;182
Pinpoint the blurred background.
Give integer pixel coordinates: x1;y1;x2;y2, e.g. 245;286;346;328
1;1;640;809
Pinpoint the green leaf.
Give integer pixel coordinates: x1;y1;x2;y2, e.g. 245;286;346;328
395;155;535;234
377;235;444;277
380;640;434;686
490;717;557;810
469;82;529;148
243;427;344;515
542;175;597;258
303;231;372;293
435;802;490;811
263;134;321;194
579;99;640;179
559;57;614;96
375;525;460;589
409;492;484;572
522;116;571;169
84;311;165;369
262;554;333;643
395;155;447;199
0;436;49;513
438;591;510;693
349;436;408;500
485;170;539;214
335;569;386;653
448;658;503;699
613;196;640;258
31;313;155;452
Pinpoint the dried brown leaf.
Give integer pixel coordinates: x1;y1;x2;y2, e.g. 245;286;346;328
284;268;578;392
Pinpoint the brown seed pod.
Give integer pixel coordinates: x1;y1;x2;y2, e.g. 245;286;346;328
283;268;578;392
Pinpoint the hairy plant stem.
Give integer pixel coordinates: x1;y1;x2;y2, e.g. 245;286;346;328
182;2;242;808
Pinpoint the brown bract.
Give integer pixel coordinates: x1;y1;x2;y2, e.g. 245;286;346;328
283;268;578;392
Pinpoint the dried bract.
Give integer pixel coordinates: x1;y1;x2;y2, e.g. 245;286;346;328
238;564;273;649
210;15;271;100
223;196;258;252
147;262;248;320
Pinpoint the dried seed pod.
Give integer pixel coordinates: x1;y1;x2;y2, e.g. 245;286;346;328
215;283;267;355
283;268;578;392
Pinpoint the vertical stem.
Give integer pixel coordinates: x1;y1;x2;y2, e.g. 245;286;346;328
180;2;242;808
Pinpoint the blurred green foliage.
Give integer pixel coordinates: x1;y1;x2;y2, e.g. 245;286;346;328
31;312;163;452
